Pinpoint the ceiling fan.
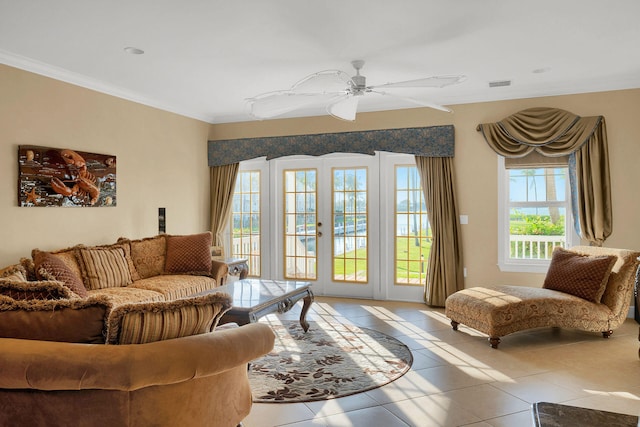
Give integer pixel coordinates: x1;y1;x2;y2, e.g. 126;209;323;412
247;60;466;121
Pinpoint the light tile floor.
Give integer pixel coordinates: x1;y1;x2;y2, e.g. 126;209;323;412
243;297;640;427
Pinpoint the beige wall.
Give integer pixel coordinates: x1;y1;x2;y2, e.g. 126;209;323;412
3;62;637;288
0;65;211;266
210;89;640;289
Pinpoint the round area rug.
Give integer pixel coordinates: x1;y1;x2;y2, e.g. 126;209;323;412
249;321;413;403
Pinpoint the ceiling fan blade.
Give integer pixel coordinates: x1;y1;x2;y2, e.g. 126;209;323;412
327;95;359;121
372;75;466;89
247;91;333;119
371;90;452;113
291;70;353;93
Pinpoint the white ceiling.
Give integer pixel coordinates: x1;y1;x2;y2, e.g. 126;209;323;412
2;0;640;124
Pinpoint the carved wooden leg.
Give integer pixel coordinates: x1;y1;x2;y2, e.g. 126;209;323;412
602;330;613;338
451;320;459;331
299;290;314;332
489;336;501;349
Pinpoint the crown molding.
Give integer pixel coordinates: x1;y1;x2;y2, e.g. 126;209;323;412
0;49;214;123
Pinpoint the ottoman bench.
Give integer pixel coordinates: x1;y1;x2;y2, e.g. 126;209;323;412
445;246;640;348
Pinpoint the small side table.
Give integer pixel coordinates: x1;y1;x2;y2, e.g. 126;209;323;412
213;257;249;285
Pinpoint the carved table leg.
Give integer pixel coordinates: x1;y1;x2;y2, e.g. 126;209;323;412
299;289;314;332
238;262;249;280
489;336;501;349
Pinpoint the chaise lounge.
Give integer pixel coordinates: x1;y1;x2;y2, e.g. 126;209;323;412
445;246;640;348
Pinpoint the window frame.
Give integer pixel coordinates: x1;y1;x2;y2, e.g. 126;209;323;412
497;156;579;273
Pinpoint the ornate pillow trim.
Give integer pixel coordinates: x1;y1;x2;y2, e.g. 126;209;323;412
0;294;112;312
0;278;74;301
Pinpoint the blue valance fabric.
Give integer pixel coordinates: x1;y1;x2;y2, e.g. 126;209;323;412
208;125;454;167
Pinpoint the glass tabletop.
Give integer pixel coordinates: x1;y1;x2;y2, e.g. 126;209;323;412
217;279;311;309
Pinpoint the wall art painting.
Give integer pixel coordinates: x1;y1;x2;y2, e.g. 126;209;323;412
18;145;116;207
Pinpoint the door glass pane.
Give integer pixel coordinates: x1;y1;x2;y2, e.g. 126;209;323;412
395;166;430;285
231;170;260;276
284;169;317;280
332;167;367;283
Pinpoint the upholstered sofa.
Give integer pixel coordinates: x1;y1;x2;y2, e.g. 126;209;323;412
0;232;231;344
445;246;640;348
0;232;276;426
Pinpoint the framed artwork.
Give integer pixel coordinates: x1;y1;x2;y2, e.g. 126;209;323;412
18;145;116;207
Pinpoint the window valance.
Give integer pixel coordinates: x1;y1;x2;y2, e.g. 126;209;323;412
477;107;611;246
476;107;602;158
207;125;454;167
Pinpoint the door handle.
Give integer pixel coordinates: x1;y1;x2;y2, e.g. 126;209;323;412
317;222;322;227
317;231;323;237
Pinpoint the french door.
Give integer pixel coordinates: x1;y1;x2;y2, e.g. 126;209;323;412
232;153;428;302
273;154;379;298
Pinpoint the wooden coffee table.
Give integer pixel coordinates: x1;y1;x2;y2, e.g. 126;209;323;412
214;279;314;332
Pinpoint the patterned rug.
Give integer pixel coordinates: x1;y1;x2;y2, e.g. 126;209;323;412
249;320;413;403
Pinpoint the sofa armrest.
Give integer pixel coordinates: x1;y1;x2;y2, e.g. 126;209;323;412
0;322;274;392
210;259;229;286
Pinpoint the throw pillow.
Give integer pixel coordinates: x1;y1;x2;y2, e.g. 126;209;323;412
164;232;213;274
0;264;27;282
0;278;73;300
86;242;140;282
119;235;167;279
32;246;85;282
34;251;89;298
19;257;37;281
0;296;110;343
105;291;232;344
543;247;617;302
76;247;133;290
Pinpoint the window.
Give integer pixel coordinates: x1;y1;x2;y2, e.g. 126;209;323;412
395;166;430;285
498;157;577;273
283;169;317;280
230;170;261;276
332;167;368;283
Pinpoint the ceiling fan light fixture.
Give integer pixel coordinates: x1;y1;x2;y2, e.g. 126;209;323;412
327;96;359;121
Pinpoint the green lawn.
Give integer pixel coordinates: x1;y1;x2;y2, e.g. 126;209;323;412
333;240;431;283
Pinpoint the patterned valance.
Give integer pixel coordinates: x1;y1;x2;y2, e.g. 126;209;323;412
207;125;454;167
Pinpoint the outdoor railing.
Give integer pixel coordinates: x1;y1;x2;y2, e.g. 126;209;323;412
510;235;565;260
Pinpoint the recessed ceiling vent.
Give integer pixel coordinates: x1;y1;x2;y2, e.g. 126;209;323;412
489;80;512;88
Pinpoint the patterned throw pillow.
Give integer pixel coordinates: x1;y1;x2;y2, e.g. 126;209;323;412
543;247;617;302
105;291;232;344
88;243;140;282
32;246;85;283
34;251;89;298
0;278;73;300
119;235;167;279
0;264;27;282
76;247;133;290
164;232;213;274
